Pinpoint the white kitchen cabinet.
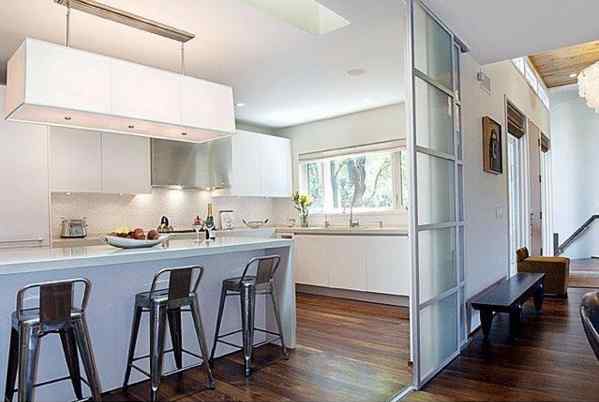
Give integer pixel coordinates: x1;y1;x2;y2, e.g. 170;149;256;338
226;131;292;198
231;131;263;197
294;235;329;286
111;59;180;125
50;128;151;194
101;133;151;194
180;76;235;133
24;39;111;115
260;134;292;198
326;236;368;291
50;127;103;193
365;236;410;295
0;86;50;246
292;234;410;296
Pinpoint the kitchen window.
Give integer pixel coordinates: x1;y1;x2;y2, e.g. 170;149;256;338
299;142;408;214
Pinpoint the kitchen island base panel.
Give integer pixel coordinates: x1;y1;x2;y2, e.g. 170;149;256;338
0;244;294;402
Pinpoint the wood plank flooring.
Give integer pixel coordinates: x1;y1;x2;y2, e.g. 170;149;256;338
104;292;411;402
570;259;599;288
407;287;599;402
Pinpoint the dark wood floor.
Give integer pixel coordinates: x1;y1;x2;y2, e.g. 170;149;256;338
407;287;599;402
104;292;411;402
570;258;599;288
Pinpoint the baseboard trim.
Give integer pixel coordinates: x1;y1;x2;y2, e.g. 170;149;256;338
296;284;409;307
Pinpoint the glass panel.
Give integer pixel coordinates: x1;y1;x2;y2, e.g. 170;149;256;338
458;225;464;283
418;227;457;303
329;152;394;210
457;164;464;221
415;77;454;155
304;162;324;211
399;150;409;209
416;153;455;225
455;104;462;160
419;293;458;378
459;288;466;343
414;4;453;89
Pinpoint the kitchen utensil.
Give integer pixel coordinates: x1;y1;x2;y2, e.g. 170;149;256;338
60;218;88;238
242;218;269;229
104;234;169;249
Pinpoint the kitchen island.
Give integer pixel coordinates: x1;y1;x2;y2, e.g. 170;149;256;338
0;237;295;401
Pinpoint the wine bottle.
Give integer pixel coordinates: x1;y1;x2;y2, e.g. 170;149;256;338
205;203;215;229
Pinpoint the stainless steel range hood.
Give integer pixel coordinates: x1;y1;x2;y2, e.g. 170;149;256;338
151;138;232;190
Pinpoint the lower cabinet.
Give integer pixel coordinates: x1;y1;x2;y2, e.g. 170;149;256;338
293;234;410;296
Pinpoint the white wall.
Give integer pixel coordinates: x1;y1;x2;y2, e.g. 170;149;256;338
550;86;599;258
273;103;408;227
461;56;550;328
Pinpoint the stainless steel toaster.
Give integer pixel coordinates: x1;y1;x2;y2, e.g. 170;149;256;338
60;218;88;239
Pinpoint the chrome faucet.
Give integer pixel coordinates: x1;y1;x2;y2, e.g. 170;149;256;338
347;203;359;228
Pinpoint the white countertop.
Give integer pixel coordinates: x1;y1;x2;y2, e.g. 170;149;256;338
0;237;292;275
275;225;409;236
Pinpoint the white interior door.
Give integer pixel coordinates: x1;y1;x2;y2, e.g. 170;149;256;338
408;0;465;387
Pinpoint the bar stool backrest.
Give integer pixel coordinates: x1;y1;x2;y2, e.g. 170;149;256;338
149;265;204;301
241;255;281;285
16;278;91;324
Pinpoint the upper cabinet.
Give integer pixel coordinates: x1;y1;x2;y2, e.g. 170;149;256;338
49;128;151;194
224;131;292;198
50;128;103;193
0;87;50;247
5;38;235;143
102;134;151;194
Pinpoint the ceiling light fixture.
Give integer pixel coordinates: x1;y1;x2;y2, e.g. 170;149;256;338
579;63;599;111
236;102;246;107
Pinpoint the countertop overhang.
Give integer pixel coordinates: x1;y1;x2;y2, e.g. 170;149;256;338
275;226;409;236
0;237;293;275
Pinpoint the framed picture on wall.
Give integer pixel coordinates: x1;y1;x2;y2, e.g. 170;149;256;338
482;116;503;174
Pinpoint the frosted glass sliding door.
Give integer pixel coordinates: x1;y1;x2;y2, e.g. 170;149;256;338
408;0;465;387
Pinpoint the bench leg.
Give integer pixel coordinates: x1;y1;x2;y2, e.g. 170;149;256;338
480;309;494;340
509;305;521;338
533;282;544;312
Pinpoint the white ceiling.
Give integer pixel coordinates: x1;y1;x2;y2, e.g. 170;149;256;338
423;0;599;65
0;0;407;128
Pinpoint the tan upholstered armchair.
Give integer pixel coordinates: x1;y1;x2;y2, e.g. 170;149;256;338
516;247;569;298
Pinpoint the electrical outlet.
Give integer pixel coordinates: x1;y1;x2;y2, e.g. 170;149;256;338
496;207;504;219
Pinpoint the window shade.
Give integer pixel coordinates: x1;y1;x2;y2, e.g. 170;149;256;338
506;101;526;138
298;139;406;162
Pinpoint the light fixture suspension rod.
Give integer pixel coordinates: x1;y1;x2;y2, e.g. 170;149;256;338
65;1;71;47
181;42;185;76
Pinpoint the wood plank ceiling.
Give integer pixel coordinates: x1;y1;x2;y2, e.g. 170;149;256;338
530;40;599;88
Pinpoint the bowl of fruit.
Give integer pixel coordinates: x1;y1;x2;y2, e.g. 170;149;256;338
104;227;169;249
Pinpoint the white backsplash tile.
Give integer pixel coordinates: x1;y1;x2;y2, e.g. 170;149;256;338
51;189;275;238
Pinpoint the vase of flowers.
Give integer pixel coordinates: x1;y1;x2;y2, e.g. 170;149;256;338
293;191;312;227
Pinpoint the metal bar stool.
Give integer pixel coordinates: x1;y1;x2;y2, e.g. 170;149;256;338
4;278;102;402
122;265;215;402
210;255;288;377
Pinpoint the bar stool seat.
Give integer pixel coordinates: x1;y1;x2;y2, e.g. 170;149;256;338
210;255;288;377
4;278;102;402
122;265;215;402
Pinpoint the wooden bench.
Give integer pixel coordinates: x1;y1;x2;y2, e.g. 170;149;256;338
470;273;545;340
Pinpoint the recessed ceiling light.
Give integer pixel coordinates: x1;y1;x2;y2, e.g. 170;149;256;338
570;73;578;78
64;116;72;121
236;103;246;107
347;68;367;77
181;132;188;136
128;124;135;129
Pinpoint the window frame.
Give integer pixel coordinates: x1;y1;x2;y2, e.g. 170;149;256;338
299;146;409;215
